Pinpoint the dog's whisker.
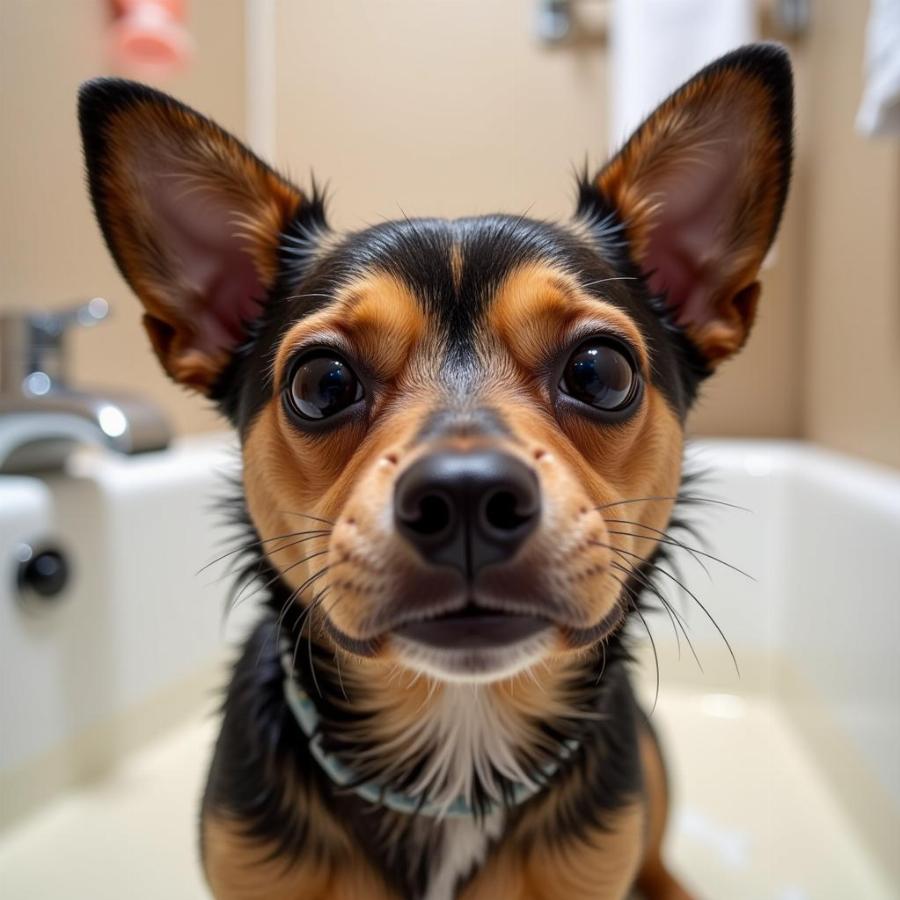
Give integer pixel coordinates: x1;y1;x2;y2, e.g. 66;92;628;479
229;548;331;616
265;532;333;557
301;588;352;700
607;568;660;712
333;643;349;702
609;559;705;673
600;544;692;634
215;521;329;610
605;519;754;580
197;528;332;576
606;528;711;580
280;292;337;303
275;560;352;648
596;639;608;686
630;569;692;634
286;570;334;632
592;539;738;677
609;561;683;659
279;511;337;527
589;541;720;675
580;275;639;288
291;585;332;690
594;495;750;513
275;567;329;639
307;588;327;698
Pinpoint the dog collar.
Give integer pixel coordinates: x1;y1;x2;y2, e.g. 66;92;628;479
281;654;578;819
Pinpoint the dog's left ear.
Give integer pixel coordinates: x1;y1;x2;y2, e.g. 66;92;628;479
587;44;793;366
79;79;311;394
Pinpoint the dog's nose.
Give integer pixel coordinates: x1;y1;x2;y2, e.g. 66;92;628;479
394;450;540;577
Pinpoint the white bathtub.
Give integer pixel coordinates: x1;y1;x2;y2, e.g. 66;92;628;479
0;436;898;898
0;434;253;826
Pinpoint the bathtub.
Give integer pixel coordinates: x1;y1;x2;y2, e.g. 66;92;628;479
0;436;897;898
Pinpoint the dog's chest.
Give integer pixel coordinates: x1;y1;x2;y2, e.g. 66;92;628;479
423;810;504;900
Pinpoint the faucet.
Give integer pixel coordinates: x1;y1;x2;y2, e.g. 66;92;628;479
0;298;171;472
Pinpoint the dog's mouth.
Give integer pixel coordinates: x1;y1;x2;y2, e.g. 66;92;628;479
324;588;623;681
392;602;551;650
384;598;557;682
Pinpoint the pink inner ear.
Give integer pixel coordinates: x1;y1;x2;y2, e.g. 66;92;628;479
642;137;743;330
147;168;265;356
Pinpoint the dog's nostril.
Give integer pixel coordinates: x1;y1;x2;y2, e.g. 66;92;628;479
483;489;533;533
403;493;453;537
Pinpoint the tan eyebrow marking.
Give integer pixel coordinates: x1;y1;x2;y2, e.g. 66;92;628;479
272;272;427;386
487;263;649;374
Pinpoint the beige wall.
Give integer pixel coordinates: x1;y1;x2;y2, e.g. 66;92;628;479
2;1;897;467
272;0;805;441
0;0;246;436
801;0;900;469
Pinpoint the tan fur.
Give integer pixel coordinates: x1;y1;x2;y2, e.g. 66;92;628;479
488;263;651;374
204;813;393;900
462;804;645;900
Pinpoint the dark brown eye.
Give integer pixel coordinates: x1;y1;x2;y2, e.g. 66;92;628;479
286;352;364;421
560;340;638;412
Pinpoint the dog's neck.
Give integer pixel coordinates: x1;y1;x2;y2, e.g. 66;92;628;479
307;656;583;811
280;615;626;816
231;576;639;899
239;524;632;815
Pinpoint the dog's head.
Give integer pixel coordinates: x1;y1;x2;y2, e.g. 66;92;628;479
80;45;791;683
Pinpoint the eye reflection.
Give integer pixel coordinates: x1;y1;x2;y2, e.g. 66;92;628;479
287;352;364;421
560;341;638;412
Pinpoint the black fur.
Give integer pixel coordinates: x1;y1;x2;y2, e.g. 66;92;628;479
214;210;707;440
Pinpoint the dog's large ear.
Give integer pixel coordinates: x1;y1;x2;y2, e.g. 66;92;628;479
79;79;310;394
585;44;793;366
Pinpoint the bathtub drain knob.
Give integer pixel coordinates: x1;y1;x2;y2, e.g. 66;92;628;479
16;546;70;602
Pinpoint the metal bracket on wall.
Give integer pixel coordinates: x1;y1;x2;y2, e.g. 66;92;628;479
535;0;811;46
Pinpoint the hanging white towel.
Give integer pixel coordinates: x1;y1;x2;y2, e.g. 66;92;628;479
857;0;900;137
609;0;757;149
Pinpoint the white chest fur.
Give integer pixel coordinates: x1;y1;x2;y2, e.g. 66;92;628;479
424;809;505;900
404;684;537;809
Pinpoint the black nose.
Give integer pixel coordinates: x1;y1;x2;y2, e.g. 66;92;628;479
394;450;540;578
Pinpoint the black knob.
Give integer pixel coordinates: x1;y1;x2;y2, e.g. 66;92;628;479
17;546;71;602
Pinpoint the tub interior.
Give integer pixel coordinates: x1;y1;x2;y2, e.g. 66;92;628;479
0;436;898;897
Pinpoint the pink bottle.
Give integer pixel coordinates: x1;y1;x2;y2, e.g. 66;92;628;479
108;0;193;78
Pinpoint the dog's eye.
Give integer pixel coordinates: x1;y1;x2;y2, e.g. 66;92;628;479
559;340;638;412
286;352;364;421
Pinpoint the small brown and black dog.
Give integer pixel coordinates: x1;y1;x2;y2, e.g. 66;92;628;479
79;43;792;900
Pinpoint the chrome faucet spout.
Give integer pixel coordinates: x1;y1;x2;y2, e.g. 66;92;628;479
0;299;171;472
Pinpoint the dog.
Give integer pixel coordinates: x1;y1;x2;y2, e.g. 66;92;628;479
78;42;792;900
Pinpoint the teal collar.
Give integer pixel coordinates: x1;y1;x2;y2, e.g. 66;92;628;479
281;655;579;819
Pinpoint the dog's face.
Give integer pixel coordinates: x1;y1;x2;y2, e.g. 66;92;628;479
80;46;791;682
236;222;692;683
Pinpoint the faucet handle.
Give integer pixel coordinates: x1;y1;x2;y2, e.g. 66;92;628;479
0;298;111;394
29;297;110;339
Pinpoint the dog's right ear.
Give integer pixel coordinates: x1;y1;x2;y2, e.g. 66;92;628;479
79;79;314;394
